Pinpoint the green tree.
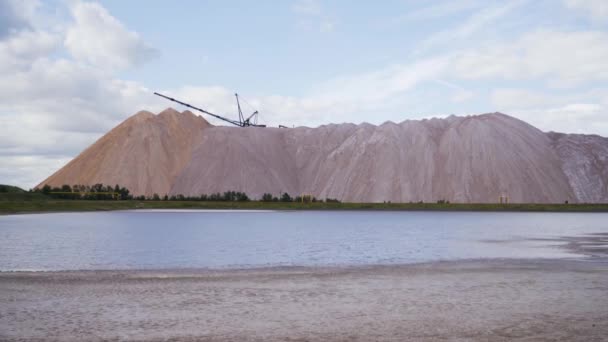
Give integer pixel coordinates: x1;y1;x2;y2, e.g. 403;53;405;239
119;186;131;200
223;191;235;201
236;192;249;201
58;185;73;199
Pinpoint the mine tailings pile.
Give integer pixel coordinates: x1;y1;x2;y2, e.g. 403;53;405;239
39;106;608;203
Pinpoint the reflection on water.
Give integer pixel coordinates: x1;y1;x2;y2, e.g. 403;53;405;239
0;210;607;271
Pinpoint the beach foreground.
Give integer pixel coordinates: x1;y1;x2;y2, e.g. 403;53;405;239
1;259;607;341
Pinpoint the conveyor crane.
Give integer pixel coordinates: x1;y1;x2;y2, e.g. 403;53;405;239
154;92;266;127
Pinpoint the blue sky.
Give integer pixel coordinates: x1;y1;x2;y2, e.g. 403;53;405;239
104;0;605;113
1;0;608;188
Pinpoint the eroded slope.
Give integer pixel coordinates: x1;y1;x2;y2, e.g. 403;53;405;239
38;109;210;196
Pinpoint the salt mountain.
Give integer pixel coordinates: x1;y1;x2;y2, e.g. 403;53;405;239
39;109;608;203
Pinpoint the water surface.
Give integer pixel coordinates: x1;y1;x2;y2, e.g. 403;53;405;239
0;210;606;271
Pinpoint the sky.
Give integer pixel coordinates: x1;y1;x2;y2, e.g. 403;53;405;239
1;0;608;189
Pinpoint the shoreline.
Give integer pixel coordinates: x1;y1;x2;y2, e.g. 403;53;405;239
0;256;602;274
3;199;608;215
2;258;607;341
0;257;605;274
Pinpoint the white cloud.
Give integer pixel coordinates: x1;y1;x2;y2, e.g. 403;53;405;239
416;0;526;53
0;3;26;37
434;80;475;103
314;58;449;103
490;87;608;135
509;103;607;135
65;1;159;70
0;29;60;73
395;0;481;22
491;89;559;109
161;57;452;128
319;20;335;33
292;0;335;33
0;0;160;188
0;155;71;191
565;0;608;21
451;30;608;86
0;56;155;187
292;0;321;15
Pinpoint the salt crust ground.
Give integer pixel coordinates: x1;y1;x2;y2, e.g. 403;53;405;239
1;258;607;342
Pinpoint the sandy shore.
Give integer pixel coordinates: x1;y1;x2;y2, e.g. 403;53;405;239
1;259;607;341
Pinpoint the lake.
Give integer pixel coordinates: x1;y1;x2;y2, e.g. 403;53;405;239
0;210;607;271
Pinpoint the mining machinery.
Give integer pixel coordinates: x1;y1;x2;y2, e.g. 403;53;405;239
154;92;266;127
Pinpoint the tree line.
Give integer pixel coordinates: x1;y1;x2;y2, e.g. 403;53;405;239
34;184;341;203
260;193;339;203
35;184;132;200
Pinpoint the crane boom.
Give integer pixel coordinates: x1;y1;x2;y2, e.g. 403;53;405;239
154;92;242;126
235;93;244;124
